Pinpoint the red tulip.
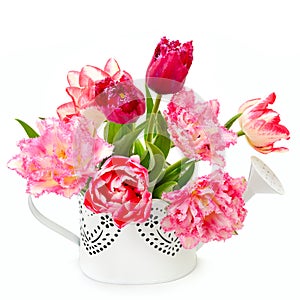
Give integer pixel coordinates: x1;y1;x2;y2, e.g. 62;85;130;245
146;37;193;94
95;77;145;124
238;93;290;153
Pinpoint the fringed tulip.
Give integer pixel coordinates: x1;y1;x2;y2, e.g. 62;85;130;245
146;37;193;94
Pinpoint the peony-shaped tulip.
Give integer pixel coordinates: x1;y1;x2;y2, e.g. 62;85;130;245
238;93;290;153
84;155;152;228
161;170;247;249
164;88;237;167
7;117;114;198
146;36;193;94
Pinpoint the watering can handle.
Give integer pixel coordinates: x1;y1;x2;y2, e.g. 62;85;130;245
28;194;206;251
28;195;80;246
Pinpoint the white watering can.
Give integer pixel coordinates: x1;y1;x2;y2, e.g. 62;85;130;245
28;156;284;284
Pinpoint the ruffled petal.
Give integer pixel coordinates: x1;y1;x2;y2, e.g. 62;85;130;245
8;117;112;198
164;89;235;166
161;170;247;248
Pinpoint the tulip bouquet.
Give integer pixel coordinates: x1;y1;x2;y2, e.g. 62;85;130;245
8;37;290;249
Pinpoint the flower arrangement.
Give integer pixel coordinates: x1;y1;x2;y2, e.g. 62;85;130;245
8;37;290;250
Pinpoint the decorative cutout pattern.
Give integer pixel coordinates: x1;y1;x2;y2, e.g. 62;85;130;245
136;201;182;256
79;199;121;256
79;198;181;256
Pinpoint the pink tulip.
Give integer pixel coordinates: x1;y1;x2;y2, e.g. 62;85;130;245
164;88;237;167
84;155;152;228
238;93;290;153
7;117;113;198
146;37;193;94
161;170;247;249
57;58;142;125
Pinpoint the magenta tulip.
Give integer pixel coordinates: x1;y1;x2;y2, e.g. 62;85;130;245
146;37;193;94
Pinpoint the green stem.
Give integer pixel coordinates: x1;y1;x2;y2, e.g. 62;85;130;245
237;130;245;137
147;94;162;142
152;94;162;114
224;112;242;129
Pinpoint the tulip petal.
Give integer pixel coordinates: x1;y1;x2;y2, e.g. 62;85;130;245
67;71;80;87
56;102;79;121
104;58;120;76
239;93;276;114
79;65;110;86
112;70;133;82
238;98;261;114
81;106;106;130
66;87;83;105
250;141;289;154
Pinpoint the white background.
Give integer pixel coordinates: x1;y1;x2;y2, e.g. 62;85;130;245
0;0;299;299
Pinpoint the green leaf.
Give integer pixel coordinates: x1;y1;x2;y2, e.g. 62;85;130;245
224;112;242;129
113;122;146;156
15;119;39;138
160;168;181;183
133;139;145;158
104;121;123;144
146;142;165;172
145;93;162;143
155;169;166;185
154;134;171;158
154;112;171;158
157;111;168;132
159;158;192;184
113;123;133;141
104;121;134;144
153;181;177;199
174;161;195;190
144;142;166;194
140;150;150;169
149;154;165;183
161;158;189;180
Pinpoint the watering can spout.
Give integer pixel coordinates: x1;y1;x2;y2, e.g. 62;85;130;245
243;156;284;202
